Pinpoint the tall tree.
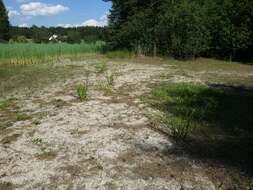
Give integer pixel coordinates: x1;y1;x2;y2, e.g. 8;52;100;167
0;0;10;41
105;0;253;61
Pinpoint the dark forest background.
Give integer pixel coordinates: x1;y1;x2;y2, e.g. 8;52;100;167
9;26;108;44
105;0;253;61
1;0;253;61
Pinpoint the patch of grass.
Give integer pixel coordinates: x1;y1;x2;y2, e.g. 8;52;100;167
0;61;92;97
144;83;253;171
0;99;12;110
31;137;43;145
98;72;115;96
0;42;105;64
76;84;88;101
95;61;107;73
106;50;134;59
101;84;113;96
145;83;253;139
16;113;31;121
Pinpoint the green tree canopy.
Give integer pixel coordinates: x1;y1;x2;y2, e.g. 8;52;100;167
105;0;253;61
0;0;10;41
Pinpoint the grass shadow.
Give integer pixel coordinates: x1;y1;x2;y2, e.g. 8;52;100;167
145;83;253;173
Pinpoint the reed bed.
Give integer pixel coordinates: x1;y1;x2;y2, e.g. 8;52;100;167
0;41;105;64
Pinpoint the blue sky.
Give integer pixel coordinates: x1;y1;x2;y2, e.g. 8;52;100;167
4;0;112;27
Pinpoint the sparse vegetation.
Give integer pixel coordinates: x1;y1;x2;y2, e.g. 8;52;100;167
16;113;31;121
31;137;43;145
0;0;252;187
76;84;88;101
77;71;90;101
98;72;115;96
95;61;107;73
0;62;86;96
101;83;113;96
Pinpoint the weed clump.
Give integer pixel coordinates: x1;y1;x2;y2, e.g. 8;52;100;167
76;71;89;101
98;72;115;96
77;84;88;101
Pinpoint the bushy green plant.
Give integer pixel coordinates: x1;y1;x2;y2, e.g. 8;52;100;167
76;84;88;101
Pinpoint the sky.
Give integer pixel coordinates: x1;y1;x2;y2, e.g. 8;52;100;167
3;0;112;27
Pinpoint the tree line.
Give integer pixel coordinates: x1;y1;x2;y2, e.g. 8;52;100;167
105;0;253;61
10;26;107;43
0;0;107;43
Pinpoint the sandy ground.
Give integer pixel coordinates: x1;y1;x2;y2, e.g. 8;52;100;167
0;60;224;189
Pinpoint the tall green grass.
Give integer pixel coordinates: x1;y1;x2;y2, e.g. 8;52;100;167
0;41;105;64
144;83;253;140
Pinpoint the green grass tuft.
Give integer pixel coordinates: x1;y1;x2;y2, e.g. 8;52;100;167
76;84;88;101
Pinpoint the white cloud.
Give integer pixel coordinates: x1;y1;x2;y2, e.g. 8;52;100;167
58;13;109;28
17;0;32;3
57;23;74;28
19;23;29;27
8;10;20;18
20;2;69;16
81;19;101;27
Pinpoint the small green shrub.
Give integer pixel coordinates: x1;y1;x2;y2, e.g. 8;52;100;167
76;84;88;101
